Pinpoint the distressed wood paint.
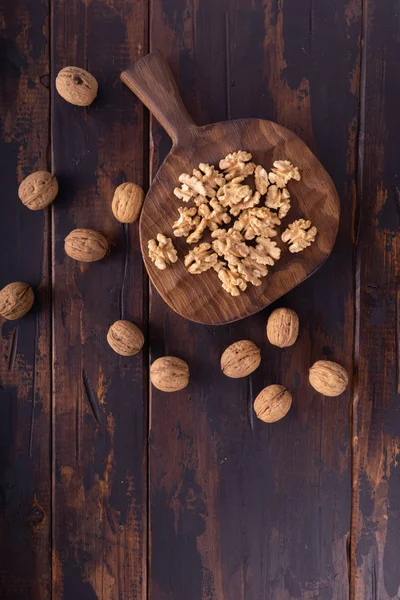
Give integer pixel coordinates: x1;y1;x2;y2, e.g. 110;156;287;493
148;0;358;598
51;1;148;598
0;0;400;598
351;0;400;598
0;1;51;598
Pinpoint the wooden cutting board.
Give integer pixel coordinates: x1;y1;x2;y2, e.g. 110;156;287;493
121;52;340;326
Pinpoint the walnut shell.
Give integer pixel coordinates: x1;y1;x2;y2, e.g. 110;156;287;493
221;340;261;378
107;320;144;356
112;182;144;223
150;356;189;392
56;66;98;106
0;282;34;320
254;385;292;423
64;228;108;262
18;171;58;210
266;307;299;348
309;360;348;397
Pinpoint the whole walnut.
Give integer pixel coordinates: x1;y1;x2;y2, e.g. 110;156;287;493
18;171;58;210
150;356;189;392
112;182;144;223
0;282;34;320
266;307;299;348
221;340;261;378
107;320;144;356
254;385;292;423
309;360;348;397
64;228;108;262
56;66;98;106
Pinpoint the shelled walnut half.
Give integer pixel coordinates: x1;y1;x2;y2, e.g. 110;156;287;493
268;160;300;188
184;243;218;274
148;234;178;270
281;219;317;253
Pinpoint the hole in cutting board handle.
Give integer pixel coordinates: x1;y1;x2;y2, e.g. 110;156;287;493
121;50;198;146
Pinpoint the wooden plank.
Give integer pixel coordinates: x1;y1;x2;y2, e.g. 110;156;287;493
51;1;148;598
0;1;51;599
352;1;400;598
148;0;360;598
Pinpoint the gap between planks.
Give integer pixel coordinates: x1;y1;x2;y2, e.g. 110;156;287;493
350;0;368;597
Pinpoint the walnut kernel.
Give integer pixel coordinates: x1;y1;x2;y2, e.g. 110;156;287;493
233;207;281;240
237;255;268;286
219;151;255;181
186;218;207;244
268;160;300;188
281;219;317;253
265;185;291;218
148;234;178;270
213;262;247;296
184;243;218;274
254;165;269;195
173;207;200;238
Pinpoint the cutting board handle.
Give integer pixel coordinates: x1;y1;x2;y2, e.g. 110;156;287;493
121;51;197;146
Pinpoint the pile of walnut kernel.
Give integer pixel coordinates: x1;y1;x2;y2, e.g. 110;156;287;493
148;151;317;296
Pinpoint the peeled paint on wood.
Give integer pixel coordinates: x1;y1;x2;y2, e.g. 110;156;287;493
55;66;98;106
18;171;58;210
150;356;189;392
220;340;261;378
112;182;144;223
64;228;108;262
107;320;144;356
0;282;34;320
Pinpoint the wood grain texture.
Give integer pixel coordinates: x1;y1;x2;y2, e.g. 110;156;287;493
148;0;358;598
352;0;400;597
0;1;51;598
122;52;340;325
51;0;148;598
2;0;400;598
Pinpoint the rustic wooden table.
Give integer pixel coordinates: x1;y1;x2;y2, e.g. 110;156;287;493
1;0;399;598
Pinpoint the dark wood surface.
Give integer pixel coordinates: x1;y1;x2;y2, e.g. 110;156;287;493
0;1;51;598
123;52;341;325
0;0;398;599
